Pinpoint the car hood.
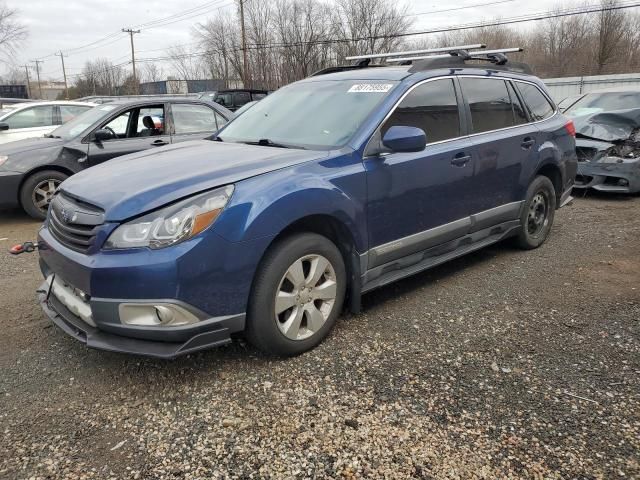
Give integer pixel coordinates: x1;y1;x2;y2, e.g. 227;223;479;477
0;136;65;155
60;140;330;221
570;108;640;142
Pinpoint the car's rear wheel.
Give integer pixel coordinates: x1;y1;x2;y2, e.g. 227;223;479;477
515;175;556;249
20;170;68;220
246;233;346;356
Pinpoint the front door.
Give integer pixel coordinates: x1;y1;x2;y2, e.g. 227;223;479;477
87;104;171;166
364;78;475;268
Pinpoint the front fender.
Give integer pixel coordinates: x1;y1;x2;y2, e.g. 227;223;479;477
212;155;368;253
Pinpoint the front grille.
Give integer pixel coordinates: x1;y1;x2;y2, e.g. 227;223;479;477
48;194;105;253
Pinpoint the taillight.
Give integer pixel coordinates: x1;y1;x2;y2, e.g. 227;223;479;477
565;120;576;137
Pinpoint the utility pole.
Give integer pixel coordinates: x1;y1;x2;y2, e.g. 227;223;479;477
23;65;31;99
238;0;250;88
31;60;44;99
122;28;141;93
55;51;69;99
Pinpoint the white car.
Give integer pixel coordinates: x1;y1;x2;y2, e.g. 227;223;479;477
0;101;96;144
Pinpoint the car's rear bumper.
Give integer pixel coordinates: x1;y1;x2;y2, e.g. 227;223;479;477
0;171;22;209
37;279;245;359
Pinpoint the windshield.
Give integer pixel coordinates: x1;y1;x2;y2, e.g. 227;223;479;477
566;92;640;116
218;80;398;150
49;104;116;140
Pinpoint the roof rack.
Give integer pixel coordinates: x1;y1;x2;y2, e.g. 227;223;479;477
386;47;523;65
345;44;486;62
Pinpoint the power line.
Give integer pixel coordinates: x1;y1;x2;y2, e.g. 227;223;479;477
406;0;519;17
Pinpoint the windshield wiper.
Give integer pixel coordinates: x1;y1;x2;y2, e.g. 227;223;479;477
43;134;61;139
243;138;303;149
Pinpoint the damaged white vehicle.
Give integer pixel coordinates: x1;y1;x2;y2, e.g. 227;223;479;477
565;88;640;193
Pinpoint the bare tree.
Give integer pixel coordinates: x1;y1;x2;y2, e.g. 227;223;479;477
142;63;164;83
0;2;27;63
166;44;207;80
594;0;627;73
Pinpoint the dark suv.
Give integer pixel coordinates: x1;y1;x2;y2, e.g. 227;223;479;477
212;89;268;111
37;47;577;358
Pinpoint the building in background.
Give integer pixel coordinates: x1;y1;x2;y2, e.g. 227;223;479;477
0;85;29;99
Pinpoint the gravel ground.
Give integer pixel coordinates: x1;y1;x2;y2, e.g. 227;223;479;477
0;194;638;480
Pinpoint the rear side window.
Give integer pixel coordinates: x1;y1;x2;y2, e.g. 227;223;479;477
382;78;460;143
59;105;91;124
517;83;555;121
460;78;515;133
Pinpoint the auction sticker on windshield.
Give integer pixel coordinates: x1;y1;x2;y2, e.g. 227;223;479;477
348;84;394;93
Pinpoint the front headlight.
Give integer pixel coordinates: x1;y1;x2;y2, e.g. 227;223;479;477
104;185;234;250
0;155;8;167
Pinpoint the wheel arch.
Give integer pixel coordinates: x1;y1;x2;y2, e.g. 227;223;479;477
534;162;563;205
18;165;74;206
255;214;363;314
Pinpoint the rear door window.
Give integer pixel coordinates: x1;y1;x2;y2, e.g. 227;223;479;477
381;78;460;143
5;105;56;129
516;83;555;121
171;103;218;134
460;78;516;133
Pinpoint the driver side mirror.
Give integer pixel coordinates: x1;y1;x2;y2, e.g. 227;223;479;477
382;126;427;153
93;128;115;142
0;122;9;131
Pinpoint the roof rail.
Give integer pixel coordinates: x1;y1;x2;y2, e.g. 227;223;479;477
386;47;523;65
344;44;486;62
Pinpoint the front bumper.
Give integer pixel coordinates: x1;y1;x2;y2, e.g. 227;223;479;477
38;278;245;359
0;170;22;209
574;158;640;193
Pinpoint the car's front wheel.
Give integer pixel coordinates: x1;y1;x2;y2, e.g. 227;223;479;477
20;170;68;220
515;175;557;249
246;233;346;356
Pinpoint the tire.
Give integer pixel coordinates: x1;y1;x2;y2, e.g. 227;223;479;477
20;170;68;220
246;233;347;357
515;175;557;250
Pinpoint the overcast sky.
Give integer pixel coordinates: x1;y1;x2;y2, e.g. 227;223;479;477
5;0;571;81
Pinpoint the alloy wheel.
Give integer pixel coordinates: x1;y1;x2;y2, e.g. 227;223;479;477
32;179;61;214
274;254;338;341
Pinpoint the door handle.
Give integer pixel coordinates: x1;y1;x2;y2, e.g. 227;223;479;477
151;139;168;146
451;153;471;167
521;137;536;149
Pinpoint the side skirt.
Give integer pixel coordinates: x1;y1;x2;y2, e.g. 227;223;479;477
361;219;521;293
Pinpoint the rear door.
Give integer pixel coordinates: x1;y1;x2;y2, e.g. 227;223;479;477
460;77;538;225
365;77;476;268
0;105;57;143
168;102;227;144
86;104;171;166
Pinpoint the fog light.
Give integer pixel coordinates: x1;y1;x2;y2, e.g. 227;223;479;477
119;303;200;327
618;179;629;186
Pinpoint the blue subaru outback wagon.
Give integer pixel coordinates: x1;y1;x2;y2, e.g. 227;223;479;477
37;47;577;358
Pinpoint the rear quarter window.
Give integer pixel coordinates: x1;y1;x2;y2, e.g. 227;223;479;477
516;83;555;121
